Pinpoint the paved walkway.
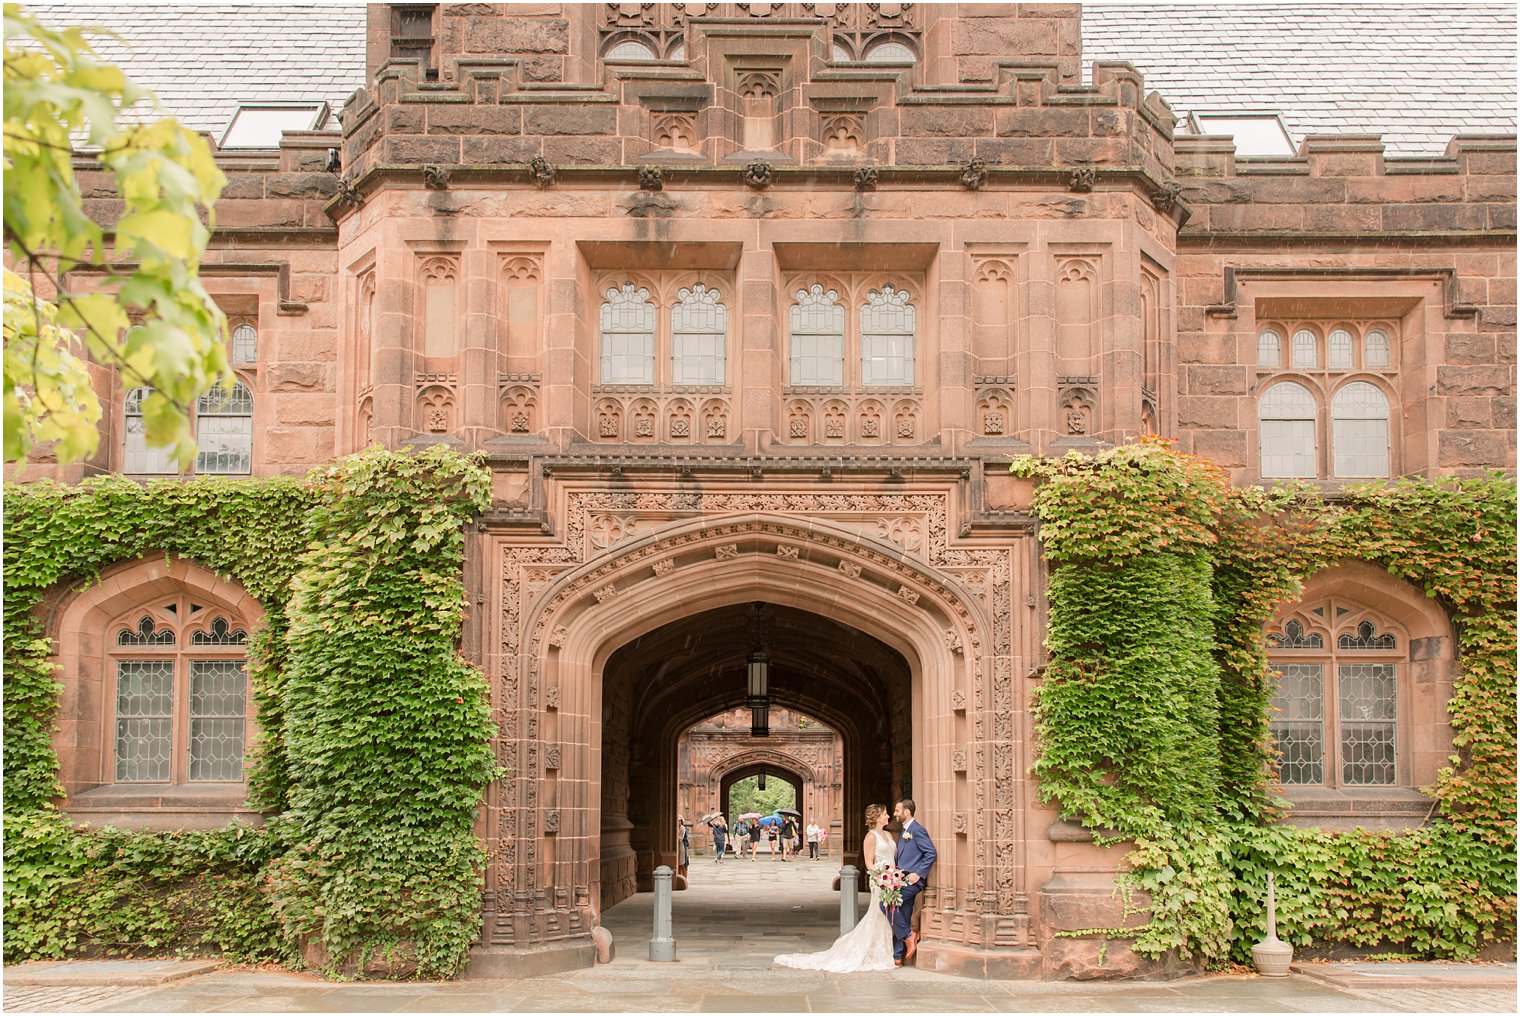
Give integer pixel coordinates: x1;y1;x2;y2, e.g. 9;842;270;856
3;858;1515;1013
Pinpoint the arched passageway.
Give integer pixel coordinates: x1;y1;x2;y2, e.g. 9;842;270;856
599;602;912;908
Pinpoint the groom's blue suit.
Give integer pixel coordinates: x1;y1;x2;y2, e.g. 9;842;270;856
886;819;936;962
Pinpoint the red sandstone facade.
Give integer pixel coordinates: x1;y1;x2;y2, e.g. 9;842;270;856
26;3;1515;980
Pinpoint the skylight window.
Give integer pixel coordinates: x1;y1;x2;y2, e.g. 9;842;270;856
1188;112;1296;157
219;103;329;149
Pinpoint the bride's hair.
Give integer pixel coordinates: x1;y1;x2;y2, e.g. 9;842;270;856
864;803;887;828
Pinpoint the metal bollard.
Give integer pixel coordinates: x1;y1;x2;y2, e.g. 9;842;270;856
649;865;676;961
839;865;860;935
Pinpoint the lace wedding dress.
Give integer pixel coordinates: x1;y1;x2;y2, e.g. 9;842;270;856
774;830;896;972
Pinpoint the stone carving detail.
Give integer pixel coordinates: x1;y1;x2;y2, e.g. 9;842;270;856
780;395;920;446
654;113;697;152
743;161;774;190
1069;166;1097;193
823;114;864;155
418;385;455;434
714;544;739;560
592;394;731;444
854;165;879;190
1154;178;1183;213
494;487;1020;946
976;383;1013;437
422;164;449;190
335;173;364;208
652;558;675;575
548;626;568;648
776;545;799;560
1062;387;1095;436
544;810;560;834
954;811;968;835
944;629;964;654
638;165;664;191
952;749;967;773
897;585;920;605
593;584;617;602
588;515;639;549
959;158;988;191
545;745;562;770
876;517;923;555
500;381;539;434
528;156;556;189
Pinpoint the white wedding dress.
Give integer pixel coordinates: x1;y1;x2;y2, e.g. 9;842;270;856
774;830;896;972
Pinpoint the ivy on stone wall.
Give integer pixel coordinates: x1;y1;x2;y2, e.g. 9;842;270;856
1016;440;1517;964
265;448;500;979
2;447;500;978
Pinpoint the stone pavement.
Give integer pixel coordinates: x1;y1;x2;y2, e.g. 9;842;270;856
4;857;1515;1013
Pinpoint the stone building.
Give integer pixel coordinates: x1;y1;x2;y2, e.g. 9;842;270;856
18;3;1515;979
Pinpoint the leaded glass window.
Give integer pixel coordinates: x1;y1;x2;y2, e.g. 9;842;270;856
599;283;656;384
195;383;253;475
231;323;257;363
1267;619;1323;649
1327;328;1353;370
1338;663;1396;786
1257;329;1282;368
190;660;247;781
1338;620;1395;650
1259;381;1316;478
790;284;845;387
116;660;174;782
1270;663;1325;785
860;285;915;387
1332;382;1389;478
123;387;177;475
109;594;250;786
1364;328;1390;368
1291;328;1318;369
670;284;726;385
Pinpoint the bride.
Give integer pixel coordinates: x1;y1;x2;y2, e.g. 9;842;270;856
774;803;896;972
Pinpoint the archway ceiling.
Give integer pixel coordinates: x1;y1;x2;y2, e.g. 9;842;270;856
605;603;911;745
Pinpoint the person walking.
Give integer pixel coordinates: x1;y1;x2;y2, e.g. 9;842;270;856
767;821;780;860
734;818;752;859
806;820;821;860
707;814;729;862
781;815;797;861
677;818;690;878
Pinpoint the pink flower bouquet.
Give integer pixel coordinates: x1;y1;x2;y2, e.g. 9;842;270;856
869;863;906;914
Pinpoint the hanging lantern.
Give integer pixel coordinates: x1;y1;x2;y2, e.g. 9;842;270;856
746;648;769;705
757;769;767;790
751;703;769;738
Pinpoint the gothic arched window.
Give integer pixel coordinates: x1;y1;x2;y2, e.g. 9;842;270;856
1259;381;1317;478
789;284;846;387
1332;381;1390;478
1257;328;1282;368
860;284;916;387
599;283;657;384
194;382;254;475
671;284;727;385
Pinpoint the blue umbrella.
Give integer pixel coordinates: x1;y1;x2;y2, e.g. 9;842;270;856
758;815;781;826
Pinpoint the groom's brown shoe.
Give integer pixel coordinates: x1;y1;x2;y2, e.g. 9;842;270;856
893;959;903;968
903;932;918;963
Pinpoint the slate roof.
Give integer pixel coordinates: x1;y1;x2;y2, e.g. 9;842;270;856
1083;4;1517;156
27;3;1519;157
27;5;367;139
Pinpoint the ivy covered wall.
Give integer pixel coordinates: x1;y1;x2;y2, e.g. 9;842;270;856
2;447;498;978
1015;440;1517;964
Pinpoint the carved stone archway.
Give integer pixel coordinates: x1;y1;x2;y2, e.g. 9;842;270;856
478;495;1037;978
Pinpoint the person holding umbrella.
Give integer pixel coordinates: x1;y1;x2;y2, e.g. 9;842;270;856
704;812;729;862
777;808;802;862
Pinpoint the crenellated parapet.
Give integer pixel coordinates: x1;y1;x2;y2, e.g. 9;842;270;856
337;3;1178;190
1175;133;1517;238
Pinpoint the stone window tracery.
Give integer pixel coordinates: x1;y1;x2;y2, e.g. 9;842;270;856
1267;602;1404;788
861;284;917;387
230;322;257;364
789;284;845;387
1255;320;1398;479
671;284;727;385
599;282;658;385
109;596;250;785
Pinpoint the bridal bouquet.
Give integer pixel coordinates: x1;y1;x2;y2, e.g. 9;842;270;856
868;863;906;914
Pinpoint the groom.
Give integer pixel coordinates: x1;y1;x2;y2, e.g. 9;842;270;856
888;798;936;967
